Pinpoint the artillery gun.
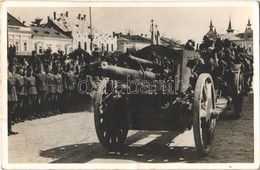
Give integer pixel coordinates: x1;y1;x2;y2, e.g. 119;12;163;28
88;45;218;156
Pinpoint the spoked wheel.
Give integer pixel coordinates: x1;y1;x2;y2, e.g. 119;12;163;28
94;81;128;151
193;73;216;157
232;69;244;118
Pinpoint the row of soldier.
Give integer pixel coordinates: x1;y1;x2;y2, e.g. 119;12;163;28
188;36;253;97
7;50;93;136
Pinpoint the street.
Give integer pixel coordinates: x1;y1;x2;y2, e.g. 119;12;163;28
8;93;254;163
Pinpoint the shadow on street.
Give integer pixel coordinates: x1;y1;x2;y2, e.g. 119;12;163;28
40;131;202;163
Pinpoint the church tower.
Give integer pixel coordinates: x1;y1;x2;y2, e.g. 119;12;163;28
226;17;234;34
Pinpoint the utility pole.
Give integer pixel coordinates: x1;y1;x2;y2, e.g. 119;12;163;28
88;7;94;54
150;19;154;45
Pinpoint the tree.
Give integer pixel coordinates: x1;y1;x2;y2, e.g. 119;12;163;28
31;18;44;27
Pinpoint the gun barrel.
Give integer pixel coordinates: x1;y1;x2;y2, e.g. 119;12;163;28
100;62;157;80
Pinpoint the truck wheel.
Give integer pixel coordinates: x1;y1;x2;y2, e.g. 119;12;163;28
94;82;128;151
232;70;244;118
193;73;216;157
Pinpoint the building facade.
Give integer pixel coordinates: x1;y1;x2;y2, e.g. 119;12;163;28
8;13;32;56
45;11;117;54
204;18;253;55
218;18;253;55
31;26;73;54
116;33;151;52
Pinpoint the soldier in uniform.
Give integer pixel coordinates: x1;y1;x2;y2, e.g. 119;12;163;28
223;39;236;69
14;65;26;122
8;63;18;135
29;50;41;70
25;66;37;120
46;64;55;116
63;63;76;112
34;63;48;118
53;62;63;114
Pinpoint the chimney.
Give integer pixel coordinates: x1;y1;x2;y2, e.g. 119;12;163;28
66;11;68;17
22;21;26;25
113;31;116;38
81;17;84;21
61;13;63;17
145;34;147;38
54;12;56;20
141;33;143;37
83;15;86;21
78;14;81;20
47;16;50;21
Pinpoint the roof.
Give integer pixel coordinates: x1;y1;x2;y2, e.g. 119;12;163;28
218;31;253;41
206;30;217;40
244;28;253;40
118;34;151;43
8;28;32;34
7;13;26;27
31;26;72;39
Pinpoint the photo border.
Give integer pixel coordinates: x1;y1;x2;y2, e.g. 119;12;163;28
1;1;259;169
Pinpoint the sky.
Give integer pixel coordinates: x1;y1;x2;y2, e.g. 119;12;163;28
8;6;254;44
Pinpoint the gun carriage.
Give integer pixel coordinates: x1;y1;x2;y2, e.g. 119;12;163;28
87;45;245;156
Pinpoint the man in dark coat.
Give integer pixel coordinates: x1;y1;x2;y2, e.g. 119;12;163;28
29;51;41;70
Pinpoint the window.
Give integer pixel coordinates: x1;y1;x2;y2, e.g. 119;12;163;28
78;42;81;49
106;44;109;51
39;46;43;54
24;42;27;51
111;44;114;51
249;47;252;52
102;43;104;51
15;42;19;51
84;42;87;50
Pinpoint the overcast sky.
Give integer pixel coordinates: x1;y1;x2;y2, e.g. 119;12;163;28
8;6;254;44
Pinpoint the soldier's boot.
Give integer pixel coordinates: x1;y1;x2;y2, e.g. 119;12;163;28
8;114;18;136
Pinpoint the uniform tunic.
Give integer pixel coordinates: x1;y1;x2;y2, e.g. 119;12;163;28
54;74;63;94
8;71;18;101
25;76;37;95
46;72;55;94
64;71;76;91
14;73;26;96
34;72;48;92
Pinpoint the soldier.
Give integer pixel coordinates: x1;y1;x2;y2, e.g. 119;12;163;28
29;50;41;70
214;38;227;79
184;39;195;51
63;63;76;112
8;63;18;135
73;64;81;111
46;64;55;116
25;66;37;120
34;63;48;118
223;39;236;69
53;62;63;114
14;65;26;122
